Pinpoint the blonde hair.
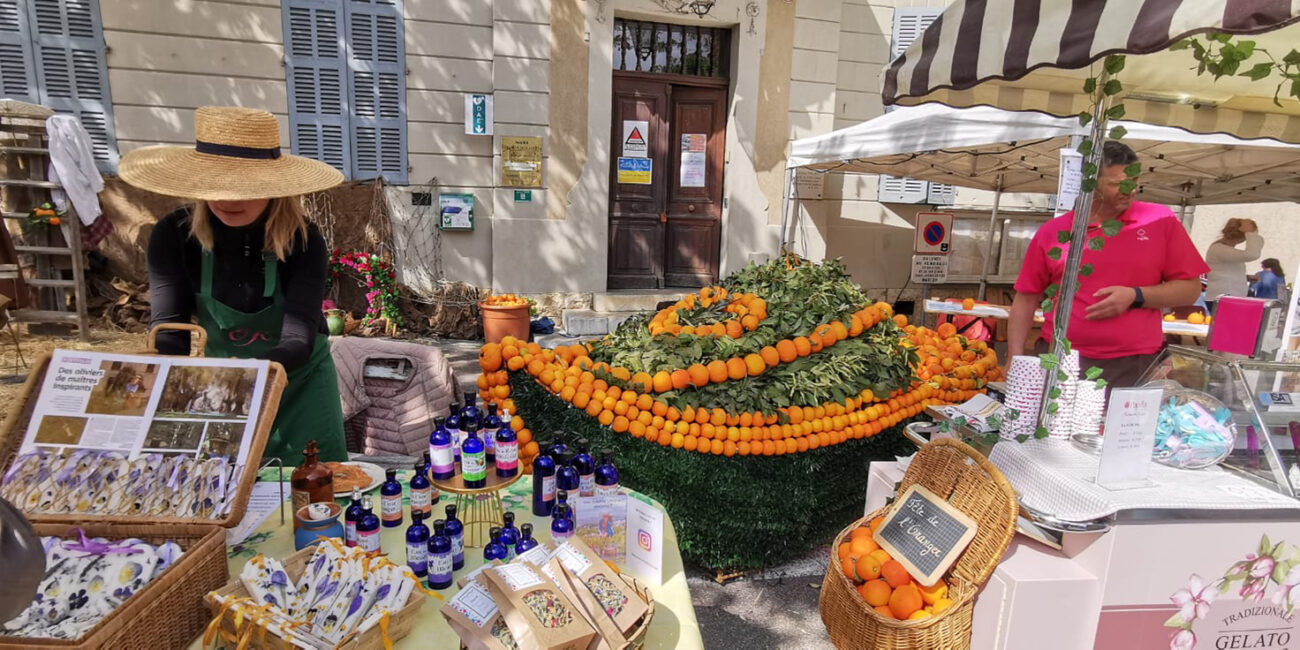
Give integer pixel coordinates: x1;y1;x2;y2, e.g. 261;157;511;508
188;197;309;261
1217;218;1257;247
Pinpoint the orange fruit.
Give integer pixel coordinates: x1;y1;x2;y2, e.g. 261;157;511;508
1188;312;1206;325
874;605;895;619
937;322;957;339
962;298;976;310
670;369;691;390
849;536;878;557
652;371;672;393
841;557;859;582
855;555;882;582
889;584;923;619
881;560;911;588
725;320;744;338
706;360;728;384
726;358;748;380
793;336;812;357
849;526;872;541
893;315;908;328
759;346;780;368
869;517;884;532
932;597;953;614
908;610;932;621
630;372;652;393
687;364;710;387
918;579;948;605
862;579;892;607
775;339;798;363
743;354;766;377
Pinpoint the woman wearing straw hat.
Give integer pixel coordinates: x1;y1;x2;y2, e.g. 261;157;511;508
120;106;348;464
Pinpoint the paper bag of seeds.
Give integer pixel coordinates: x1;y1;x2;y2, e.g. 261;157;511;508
441;577;522;650
484;563;596;650
553;539;649;635
458;560;504;589
546;556;629;650
514;541;555;569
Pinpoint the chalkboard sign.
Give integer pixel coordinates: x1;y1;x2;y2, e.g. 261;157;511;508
872;484;978;587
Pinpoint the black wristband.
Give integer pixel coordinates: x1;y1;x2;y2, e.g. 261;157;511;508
1132;286;1145;309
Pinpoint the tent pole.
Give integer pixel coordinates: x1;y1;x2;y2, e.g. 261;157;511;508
978;175;1004;301
779;167;793;251
1041;69;1112;431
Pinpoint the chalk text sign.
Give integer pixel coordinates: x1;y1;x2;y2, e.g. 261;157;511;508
873;484;977;586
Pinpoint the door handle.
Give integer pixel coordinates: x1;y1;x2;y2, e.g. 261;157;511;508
659;212;667;223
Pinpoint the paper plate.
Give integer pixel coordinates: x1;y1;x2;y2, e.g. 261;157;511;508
327;461;386;497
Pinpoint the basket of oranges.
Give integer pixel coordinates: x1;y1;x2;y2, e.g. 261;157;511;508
480;293;535;343
819;438;1018;649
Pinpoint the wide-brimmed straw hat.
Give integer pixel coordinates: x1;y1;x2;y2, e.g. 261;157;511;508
118;106;344;201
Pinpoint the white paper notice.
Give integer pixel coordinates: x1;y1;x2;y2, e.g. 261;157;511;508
680;133;706;187
226;481;285;546
622;120;649;157
1056;148;1083;217
1096;388;1163;489
625;496;664;586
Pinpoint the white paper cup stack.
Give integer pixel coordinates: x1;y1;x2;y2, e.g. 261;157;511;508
1071;379;1107;437
1003;355;1047;440
1045;379;1077;439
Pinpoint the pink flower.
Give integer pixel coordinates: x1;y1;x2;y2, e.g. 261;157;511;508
1171;574;1217;623
321;299;336;311
1251;556;1276;579
1170;629;1195;650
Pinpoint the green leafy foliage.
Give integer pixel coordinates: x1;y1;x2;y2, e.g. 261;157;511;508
1088;237;1105;251
1080;264;1094;277
1102;79;1123;96
1047;247;1062;261
1175;34;1300;107
1057;230;1072;244
1101;219;1124;237
1108;125;1127;140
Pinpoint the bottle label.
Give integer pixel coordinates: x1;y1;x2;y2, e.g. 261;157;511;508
359;528;380;552
291;489;309;513
345;521;358;546
579;474;595;497
452;533;464;562
495;441;518;469
429;551;453;582
410;487;431;514
407;541;428;574
382;494;403;521
463;453;486;480
552;528;573;541
595;483;621;497
430;444;455;473
542;476;556;502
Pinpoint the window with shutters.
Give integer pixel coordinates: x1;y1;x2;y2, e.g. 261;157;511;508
283;0;407;184
0;0;118;171
879;8;950;206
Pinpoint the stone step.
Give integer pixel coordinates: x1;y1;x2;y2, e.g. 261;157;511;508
592;290;686;313
562;309;643;336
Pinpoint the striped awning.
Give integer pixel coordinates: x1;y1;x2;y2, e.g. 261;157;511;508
883;0;1300;143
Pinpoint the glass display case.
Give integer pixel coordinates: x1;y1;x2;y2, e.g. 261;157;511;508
1141;345;1300;497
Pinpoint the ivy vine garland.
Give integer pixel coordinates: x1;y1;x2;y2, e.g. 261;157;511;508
328;249;402;328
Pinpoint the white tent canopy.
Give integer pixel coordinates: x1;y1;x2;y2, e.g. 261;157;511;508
788;103;1300;205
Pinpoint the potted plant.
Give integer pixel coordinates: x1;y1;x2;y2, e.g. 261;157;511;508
480;293;534;343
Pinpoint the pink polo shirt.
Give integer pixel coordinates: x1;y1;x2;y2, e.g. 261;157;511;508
1014;202;1209;359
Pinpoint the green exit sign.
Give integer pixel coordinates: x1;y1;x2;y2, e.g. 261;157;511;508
513;190;532;202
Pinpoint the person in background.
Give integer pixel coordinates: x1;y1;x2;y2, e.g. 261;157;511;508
1251;258;1286;300
1204;218;1263;313
1008;141;1207;388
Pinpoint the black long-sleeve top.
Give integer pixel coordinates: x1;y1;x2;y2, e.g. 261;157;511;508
147;207;328;371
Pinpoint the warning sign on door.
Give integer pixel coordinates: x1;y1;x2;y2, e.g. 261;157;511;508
623;120;649;158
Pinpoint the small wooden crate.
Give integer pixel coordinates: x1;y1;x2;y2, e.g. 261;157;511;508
204;545;428;650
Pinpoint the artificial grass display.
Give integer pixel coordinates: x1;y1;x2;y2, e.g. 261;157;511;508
510;372;915;572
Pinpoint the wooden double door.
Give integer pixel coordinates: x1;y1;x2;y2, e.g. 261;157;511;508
608;75;727;289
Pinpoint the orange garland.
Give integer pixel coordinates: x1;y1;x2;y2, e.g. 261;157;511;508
648;286;767;338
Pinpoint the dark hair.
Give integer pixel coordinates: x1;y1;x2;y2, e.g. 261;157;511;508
1263;258;1285;277
1101;141;1138;168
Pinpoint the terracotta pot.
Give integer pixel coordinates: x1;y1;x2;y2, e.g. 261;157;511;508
480;302;530;343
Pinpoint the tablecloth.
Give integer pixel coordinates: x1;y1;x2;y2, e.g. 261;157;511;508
188;475;703;649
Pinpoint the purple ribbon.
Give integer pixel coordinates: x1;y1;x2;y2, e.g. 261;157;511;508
62;529;143;556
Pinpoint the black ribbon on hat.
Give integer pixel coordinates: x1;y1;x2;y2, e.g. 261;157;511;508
195;140;282;160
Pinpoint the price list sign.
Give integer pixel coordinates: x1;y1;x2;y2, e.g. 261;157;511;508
873;485;978;586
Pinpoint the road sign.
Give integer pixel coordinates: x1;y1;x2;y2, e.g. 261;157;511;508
623;120;649;157
914;212;953;255
911;254;949;284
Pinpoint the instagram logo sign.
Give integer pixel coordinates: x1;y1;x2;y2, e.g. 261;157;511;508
637;529;652;552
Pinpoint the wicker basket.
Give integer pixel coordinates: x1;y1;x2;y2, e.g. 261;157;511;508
620;573;656;650
0;522;227;649
205;545;428;650
819;438;1018;649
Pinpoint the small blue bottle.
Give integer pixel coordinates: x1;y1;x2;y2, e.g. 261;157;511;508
551;502;575;542
483;403;500;464
380;468;403;528
405;511;430;577
429;417;455;480
595;448;620;496
556;453;580;516
573;439;596;497
409;459;432;518
357;496;381;552
550;439;570;459
484;402;503;431
484;526;509;562
344;488;364;547
532;441;557;516
499;512;521;559
461;391;483;430
494;414;519;478
462;422;487;489
427;519;453;590
445;503;465;570
551;489;569;519
421;451;432;481
515;523;538;556
446;404;463;461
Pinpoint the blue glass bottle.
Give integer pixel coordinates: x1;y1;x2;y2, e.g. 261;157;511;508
494;415;519;478
344;488;364;547
380;468;403;528
405;511;430;577
461;422;487;489
445;504;465;570
483;526;509;562
556;452;580;515
550;439;570;459
429;416;455;480
409;460;432;518
551;489;569;519
595;448;620;496
551;502;575;542
421;451;432;480
499;512;521;559
515;523;538;556
427;519;453;590
423;451;440;505
532;441;557;516
574;439;596;497
484;402;503;431
357;496;381;552
483;403;499;464
446;404;463;462
461;391;483;430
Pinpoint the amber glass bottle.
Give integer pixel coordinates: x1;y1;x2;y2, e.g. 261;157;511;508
290;440;334;527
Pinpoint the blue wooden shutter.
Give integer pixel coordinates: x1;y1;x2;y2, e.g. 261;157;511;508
283;0;351;177
344;0;406;183
880;8;948;205
27;0;118;170
0;1;38;104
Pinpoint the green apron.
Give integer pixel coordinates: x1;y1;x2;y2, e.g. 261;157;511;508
196;250;348;464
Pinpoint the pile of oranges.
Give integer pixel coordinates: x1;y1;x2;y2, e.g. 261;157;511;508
648;287;767;337
482;293;532;307
900;318;1003;388
839;517;952;621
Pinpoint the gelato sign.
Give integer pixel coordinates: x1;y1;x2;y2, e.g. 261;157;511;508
1191;602;1293;649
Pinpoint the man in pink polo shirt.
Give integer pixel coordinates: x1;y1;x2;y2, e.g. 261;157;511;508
1008;142;1208;387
